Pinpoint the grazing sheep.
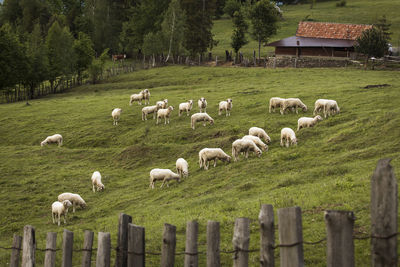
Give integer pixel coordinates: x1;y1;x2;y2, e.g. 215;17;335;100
179;100;193;116
149;168;181;189
297;115;323;131
280;128;297;147
111;108;122;125
269;97;286;113
142;103;162;121
242;135;268;151
156;106;174;124
156;99;168;109
324;100;340;118
91;171;105;192
142;89;150;105
129;91;145;105
232;139;262;162
198;148;231;170
248;127;271;144
191;113;214;129
281;98;308;115
198;97;207;113
58;193;86;213
313;99;328;115
41;134;63;147
176;158;189;178
218;98;233;116
51;200;72;226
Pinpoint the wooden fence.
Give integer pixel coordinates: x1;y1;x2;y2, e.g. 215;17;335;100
2;158;398;267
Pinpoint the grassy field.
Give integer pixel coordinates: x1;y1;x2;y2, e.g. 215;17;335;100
212;0;400;58
0;65;399;266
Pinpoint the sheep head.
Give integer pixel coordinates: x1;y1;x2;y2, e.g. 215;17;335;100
256;149;262;158
291;138;298;146
63;200;72;208
40;140;47;146
302;104;308;112
315;115;323;121
209;119;214;125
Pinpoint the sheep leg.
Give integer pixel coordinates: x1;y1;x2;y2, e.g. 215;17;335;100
156;117;159;124
93;185;95;192
205;160;209;170
58;213;61;226
218;109;221;115
295;107;298;114
52;212;55;224
187;110;189;116
73;203;75;213
214;159;217;167
286;139;289;148
160;178;167;188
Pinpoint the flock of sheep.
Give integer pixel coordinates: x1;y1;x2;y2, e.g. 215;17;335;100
41;88;340;225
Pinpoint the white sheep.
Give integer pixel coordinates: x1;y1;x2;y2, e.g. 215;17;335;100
176;158;189;178
242;135;268;151
281;98;308;114
156;106;174;124
324;100;340;118
248;127;271;144
129;91;145;105
156;99;168;109
198;148;231;170
91;171;105;192
218;98;233;116
280;128;297;147
232;139;262;162
142;89;150;105
313;99;328;115
179;100;193;116
51;200;72;226
111;108;122;125
297;115;323;131
269;97;286;113
41;134;63;147
58;193;86;213
142;103;162;121
198;97;207;113
149;168;181;189
191;113;214;130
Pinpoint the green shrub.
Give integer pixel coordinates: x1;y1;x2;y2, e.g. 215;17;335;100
336;0;346;7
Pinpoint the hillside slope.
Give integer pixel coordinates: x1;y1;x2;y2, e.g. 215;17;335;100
0;66;399;266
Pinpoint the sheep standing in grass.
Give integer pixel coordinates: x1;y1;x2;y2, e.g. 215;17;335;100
41;134;63;147
176;158;189;178
313;99;328;115
58;193;86;213
198;148;231;170
232;139;262;162
191;113;214;129
142;103;162;121
91;171;105;192
281;98;307;114
269;97;286;113
111;108;122;125
156;99;168;109
198;97;207;113
242;135;268;151
297;116;323;131
157;106;174;124
179;100;193;116
52;200;72;226
248;127;271;144
129;91;145;105
149;168;181;189
324;100;340;118
218;98;233;116
280;128;297;147
142;89;151;105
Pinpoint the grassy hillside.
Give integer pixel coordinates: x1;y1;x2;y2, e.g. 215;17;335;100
212;0;400;58
0;66;400;266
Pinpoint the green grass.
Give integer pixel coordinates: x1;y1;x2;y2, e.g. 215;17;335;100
212;0;400;58
0;65;399;266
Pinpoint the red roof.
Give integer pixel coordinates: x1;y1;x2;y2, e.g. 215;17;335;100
296;22;372;40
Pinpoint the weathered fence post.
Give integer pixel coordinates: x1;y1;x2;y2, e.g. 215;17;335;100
184;221;198;267
277;207;304;267
115;213;132;267
44;232;57;267
10;234;22;267
232;218;250;267
324;210;355;267
215;56;218;66
161;223;176;267
62;229;73;267
127;223;145;267
81;230;94;267
371;158;398;266
97;232;111;267
22;225;35;267
259;204;274;267
207;221;220;267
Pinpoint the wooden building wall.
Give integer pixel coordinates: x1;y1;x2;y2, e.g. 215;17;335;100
275;47;351;57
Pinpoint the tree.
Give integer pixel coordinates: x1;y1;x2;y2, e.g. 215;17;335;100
355;27;388;69
73;32;95;83
142;31;165;56
231;10;248;59
88;48;109;84
224;0;241;18
249;0;279;59
375;15;392;41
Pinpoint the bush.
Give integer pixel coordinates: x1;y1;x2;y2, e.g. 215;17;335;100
336;0;346;7
224;0;241;18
